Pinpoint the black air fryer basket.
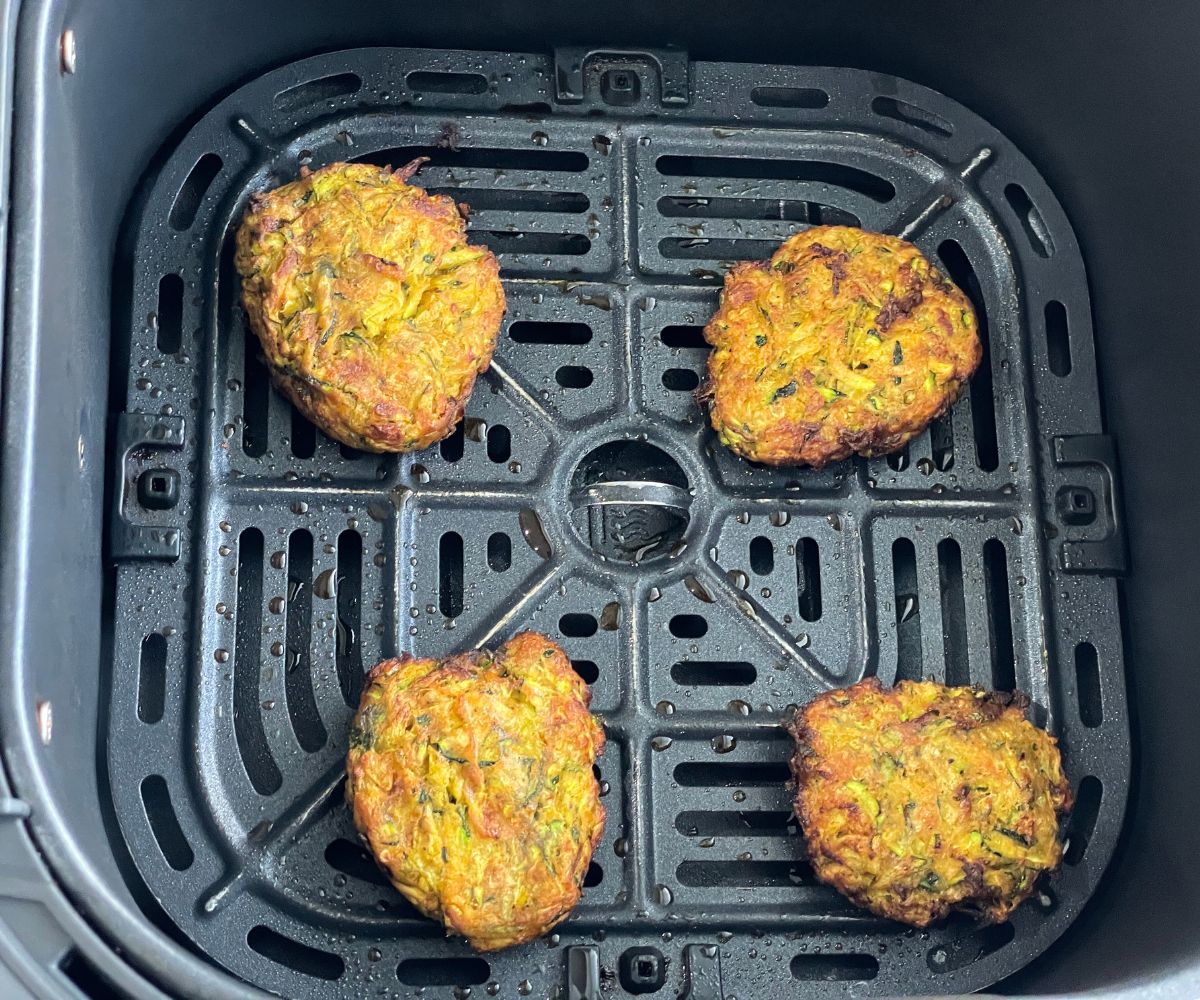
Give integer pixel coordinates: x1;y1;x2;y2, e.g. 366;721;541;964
0;4;1198;1000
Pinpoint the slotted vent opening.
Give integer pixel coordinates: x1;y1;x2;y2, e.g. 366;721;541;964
660;237;781;261
247;926;344;981
669;614;708;638
892;538;921;681
560;612;598;637
155;274;184;354
336;531;363;707
1075;642;1103;727
796;538;822;622
938;538;968;685
233;528;282;795
675;761;790;786
750;536;774;575
676;811;793;836
438;532;464;619
510;320;592;344
241;330;270;458
572;659;600;683
677;860;811;887
290;408;317;459
1064;776;1103;865
355;146;590;173
1045;300;1072;376
406;70;488;95
274;72;362;112
657;196;859;226
662;368;700;391
137;632;166;724
486;532;511;572
660;325;708;349
487;425;511;463
871;95;953;137
140;775;194;871
397;958;490;987
983;539;1016;691
792;954;881;982
1005;183;1054;257
439;422;464;462
751;86;830;108
670;660;756;686
285;530;326;752
938;239;999;471
169;152;222;230
557;365;594;388
324;838;391;888
430;188;589;214
656;156;895;202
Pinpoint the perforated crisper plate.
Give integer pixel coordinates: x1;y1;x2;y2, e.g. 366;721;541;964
105;47;1129;998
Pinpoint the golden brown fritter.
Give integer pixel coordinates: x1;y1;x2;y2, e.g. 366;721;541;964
345;632;605;951
787;678;1072;927
235;160;505;452
701;226;981;467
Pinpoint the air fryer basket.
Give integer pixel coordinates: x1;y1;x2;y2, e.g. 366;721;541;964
91;46;1130;998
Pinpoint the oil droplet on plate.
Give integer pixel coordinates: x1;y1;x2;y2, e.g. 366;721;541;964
213;649;229;663
313;568;337;599
655;700;675;716
650;736;673;751
654;884;673;905
518;508;552;559
599;601;620;630
712;734;737;753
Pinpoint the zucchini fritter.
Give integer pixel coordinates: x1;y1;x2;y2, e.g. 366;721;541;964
235;160;505;452
788;678;1072;926
345;632;605;951
701;226;981;466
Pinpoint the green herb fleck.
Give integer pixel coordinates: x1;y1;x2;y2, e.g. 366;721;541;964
893;341;904;365
432;742;468;765
755;334;767;347
997;826;1032;847
771;381;798;402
